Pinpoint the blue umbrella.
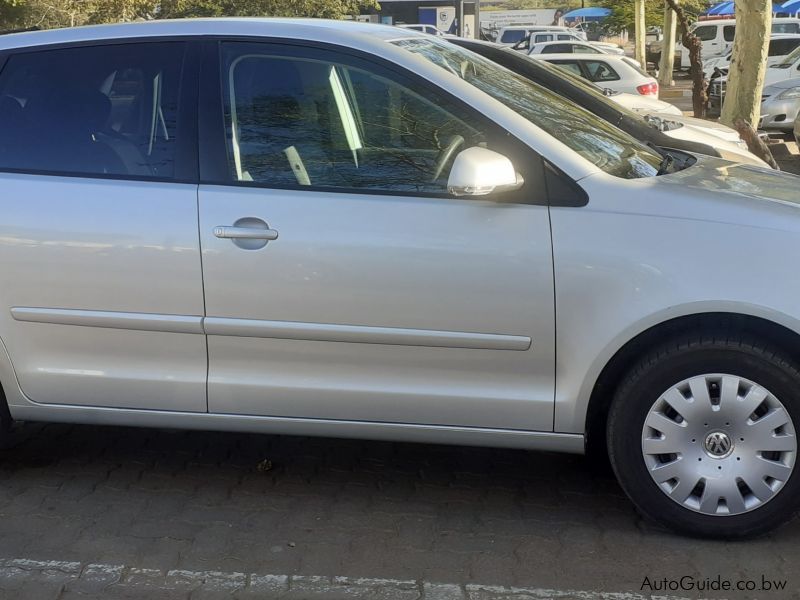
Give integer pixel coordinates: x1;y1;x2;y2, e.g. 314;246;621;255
706;1;735;15
562;7;612;19
779;0;800;12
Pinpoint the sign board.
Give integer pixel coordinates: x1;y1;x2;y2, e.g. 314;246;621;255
480;9;562;28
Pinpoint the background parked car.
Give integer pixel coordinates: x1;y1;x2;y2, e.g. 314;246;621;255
679;17;800;70
760;76;800;132
703;34;800;79
710;42;800;115
531;53;660;96
448;38;767;166
497;25;587;45
397;24;444;36
794;110;800;145
528;40;625;56
512;30;618;53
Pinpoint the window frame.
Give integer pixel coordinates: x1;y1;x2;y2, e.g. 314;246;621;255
0;37;200;184
198;37;549;205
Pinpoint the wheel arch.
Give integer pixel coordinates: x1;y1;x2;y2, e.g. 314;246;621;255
584;311;800;458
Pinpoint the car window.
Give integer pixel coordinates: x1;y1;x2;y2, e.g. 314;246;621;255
0;43;185;179
395;38;661;178
548;59;584;77
723;26;736;42
583;60;620;82
534;34;553;43
693;26;718;41
574;45;602;54
501;29;528;43
543;43;573;54
220;44;501;194
775;44;800;66
773;23;800;34
556;34;573;40
770;38;800;56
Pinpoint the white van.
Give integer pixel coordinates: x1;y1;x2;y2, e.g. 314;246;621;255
680;17;800;68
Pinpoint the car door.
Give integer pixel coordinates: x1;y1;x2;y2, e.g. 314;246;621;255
197;41;556;431
0;41;207;412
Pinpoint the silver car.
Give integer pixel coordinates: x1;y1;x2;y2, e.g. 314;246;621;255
761;76;800;131
1;19;800;538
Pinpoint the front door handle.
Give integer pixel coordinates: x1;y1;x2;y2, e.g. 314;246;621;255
213;226;279;241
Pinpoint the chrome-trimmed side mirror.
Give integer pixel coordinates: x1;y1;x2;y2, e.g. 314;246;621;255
447;147;524;197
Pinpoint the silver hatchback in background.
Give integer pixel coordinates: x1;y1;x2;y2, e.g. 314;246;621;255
1;19;800;539
761;76;800;132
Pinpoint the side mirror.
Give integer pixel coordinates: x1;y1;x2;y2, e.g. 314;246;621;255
447;147;524;197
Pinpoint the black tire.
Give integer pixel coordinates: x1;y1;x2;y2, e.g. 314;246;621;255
607;331;800;538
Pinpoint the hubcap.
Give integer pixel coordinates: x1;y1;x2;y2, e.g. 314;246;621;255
641;374;797;516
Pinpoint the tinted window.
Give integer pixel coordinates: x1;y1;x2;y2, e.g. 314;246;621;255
543;44;573;53
694;26;718;41
583;60;620;82
0;43;185;179
773;23;800;34
221;44;498;194
534;34;554;43
548;59;584;77
770;38;800;56
501;30;528;43
574;44;602;54
723;26;736;41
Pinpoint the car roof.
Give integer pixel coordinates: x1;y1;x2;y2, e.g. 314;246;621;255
532;41;590;46
0;17;425;51
501;25;566;30
532;53;626;62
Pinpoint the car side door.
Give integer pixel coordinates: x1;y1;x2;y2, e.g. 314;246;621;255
0;41;207;412
196;41;556;432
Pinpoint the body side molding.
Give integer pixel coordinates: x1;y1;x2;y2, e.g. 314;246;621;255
10;308;532;350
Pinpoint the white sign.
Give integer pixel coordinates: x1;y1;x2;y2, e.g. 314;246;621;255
480;9;561;29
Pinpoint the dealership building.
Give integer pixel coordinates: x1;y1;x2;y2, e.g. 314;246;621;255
359;0;480;37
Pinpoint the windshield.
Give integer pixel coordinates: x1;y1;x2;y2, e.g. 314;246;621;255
392;37;661;178
500;29;528;43
775;44;800;67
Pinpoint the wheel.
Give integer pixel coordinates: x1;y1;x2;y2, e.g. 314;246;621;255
607;331;800;538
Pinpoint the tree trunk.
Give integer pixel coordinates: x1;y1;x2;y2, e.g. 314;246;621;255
733;119;778;168
634;0;647;69
658;4;677;87
720;0;771;128
665;0;707;118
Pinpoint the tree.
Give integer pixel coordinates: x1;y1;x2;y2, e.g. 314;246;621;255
596;0;705;34
665;0;707;117
657;3;677;86
1;0;380;30
720;0;771;129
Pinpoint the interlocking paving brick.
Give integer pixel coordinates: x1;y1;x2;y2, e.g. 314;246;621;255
0;423;794;599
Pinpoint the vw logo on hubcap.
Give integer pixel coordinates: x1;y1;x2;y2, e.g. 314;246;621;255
704;431;734;458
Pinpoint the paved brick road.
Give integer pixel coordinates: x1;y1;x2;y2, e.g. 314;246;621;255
0;423;797;599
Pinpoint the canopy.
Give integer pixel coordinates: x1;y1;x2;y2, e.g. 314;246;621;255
562;7;612;18
706;1;735;15
779;0;800;11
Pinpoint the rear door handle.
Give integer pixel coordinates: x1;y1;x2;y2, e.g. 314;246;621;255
213;226;279;241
